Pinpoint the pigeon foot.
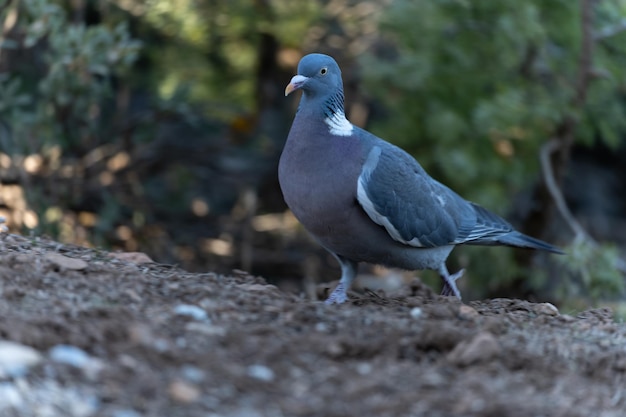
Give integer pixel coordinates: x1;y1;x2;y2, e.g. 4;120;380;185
325;282;348;304
440;268;464;299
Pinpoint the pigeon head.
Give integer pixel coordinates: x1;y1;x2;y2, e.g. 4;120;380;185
284;53;352;135
285;53;343;99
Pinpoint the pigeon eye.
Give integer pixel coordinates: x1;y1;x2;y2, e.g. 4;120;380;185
320;67;328;76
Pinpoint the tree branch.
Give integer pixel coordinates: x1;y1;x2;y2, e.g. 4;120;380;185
541;0;596;214
540;139;587;240
541;138;626;274
574;0;594;108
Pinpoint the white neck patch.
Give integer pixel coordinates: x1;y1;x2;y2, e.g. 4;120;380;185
325;111;354;137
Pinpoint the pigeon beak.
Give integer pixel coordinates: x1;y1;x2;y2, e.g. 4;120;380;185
285;75;309;96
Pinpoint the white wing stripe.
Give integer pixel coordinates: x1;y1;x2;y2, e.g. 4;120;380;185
357;147;425;248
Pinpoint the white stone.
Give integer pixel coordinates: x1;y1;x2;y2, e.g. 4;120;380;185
49;344;103;377
356;362;372;375
410;307;423;319
247;364;275;382
0;340;42;377
0;382;23;409
49;345;91;368
174;304;208;321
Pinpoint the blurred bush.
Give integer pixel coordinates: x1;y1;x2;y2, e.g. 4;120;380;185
364;0;626;205
0;0;317;275
0;0;141;154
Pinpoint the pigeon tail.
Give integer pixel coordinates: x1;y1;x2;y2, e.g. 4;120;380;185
495;231;565;254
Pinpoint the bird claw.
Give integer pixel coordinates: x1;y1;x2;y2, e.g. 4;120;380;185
325;282;348;304
440;268;464;299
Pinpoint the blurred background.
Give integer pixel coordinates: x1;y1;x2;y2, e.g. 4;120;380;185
1;0;626;307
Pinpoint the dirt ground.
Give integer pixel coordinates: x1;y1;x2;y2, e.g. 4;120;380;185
0;233;625;417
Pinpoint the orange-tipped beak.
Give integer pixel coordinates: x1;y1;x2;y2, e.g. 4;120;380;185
285;75;309;96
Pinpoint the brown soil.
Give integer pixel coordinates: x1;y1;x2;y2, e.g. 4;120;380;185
0;233;624;417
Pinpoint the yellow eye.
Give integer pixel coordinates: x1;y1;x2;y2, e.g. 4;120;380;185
320;67;328;75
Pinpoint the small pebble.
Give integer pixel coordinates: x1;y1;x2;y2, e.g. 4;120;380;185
168;379;200;403
447;332;501;366
356;362;372;375
534;302;559;316
174;304;208;321
49;345;91;368
410;307;423;319
0;382;23;407
181;365;205;383
49;345;103;377
0;341;42;377
459;305;480;320
111;410;142;417
325;342;344;358
185;322;226;336
44;252;88;271
247;364;275;382
315;322;329;332
153;339;170;352
109;252;153;264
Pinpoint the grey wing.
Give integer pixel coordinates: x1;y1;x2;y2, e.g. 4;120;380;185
356;146;514;248
460;202;515;244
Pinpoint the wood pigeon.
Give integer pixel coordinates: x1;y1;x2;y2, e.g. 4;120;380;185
279;53;563;304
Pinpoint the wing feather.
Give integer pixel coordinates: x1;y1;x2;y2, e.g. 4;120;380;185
356;142;521;249
357;145;475;248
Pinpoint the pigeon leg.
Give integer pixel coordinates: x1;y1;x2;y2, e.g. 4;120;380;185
439;265;464;299
325;255;358;304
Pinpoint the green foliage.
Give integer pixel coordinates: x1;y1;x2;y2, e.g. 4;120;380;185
0;0;142;244
141;0;321;116
557;239;625;302
0;75;33;143
0;0;141;152
363;0;626;204
1;0;321;253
